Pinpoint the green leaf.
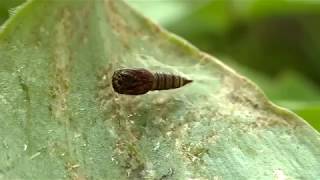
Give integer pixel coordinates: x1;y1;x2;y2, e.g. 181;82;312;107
0;0;25;25
224;61;320;102
296;105;320;132
0;0;319;179
127;0;206;25
222;60;320;131
276;101;320;132
166;0;320;86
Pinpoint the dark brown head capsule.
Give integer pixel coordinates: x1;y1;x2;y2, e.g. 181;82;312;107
112;68;192;95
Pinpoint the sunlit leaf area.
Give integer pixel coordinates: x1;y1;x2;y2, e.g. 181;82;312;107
1;0;318;131
0;0;319;179
128;0;320;132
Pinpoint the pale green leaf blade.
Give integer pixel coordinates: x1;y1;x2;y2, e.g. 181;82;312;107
0;0;319;179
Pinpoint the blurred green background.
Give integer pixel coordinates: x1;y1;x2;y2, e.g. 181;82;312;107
1;0;319;131
128;0;320;132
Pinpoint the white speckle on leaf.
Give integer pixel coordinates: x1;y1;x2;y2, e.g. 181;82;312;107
153;96;168;105
0;95;8;104
16;65;24;73
30;152;41;159
143;162;155;178
274;169;287;180
108;128;116;137
23;144;27;151
69;164;80;170
141;35;149;41
2;140;8;149
153;142;160;151
213;176;223;180
74;132;81;138
166;131;172;137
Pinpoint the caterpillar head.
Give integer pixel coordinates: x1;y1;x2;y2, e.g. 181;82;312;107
112;68;154;95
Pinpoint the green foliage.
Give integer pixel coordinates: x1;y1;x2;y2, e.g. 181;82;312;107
0;0;25;25
128;0;205;25
127;0;320;132
0;0;319;179
294;105;320;131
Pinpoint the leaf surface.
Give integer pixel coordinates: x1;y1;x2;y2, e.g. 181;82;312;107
0;0;319;179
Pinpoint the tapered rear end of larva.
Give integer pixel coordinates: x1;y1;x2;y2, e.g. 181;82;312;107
151;73;192;91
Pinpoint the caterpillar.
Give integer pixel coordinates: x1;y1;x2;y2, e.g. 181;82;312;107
112;68;192;95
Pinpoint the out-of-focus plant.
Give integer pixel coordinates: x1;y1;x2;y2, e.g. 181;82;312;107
165;0;320;84
128;0;320;131
0;0;25;25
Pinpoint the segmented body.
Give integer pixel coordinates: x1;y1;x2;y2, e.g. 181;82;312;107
152;72;192;90
112;68;192;95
